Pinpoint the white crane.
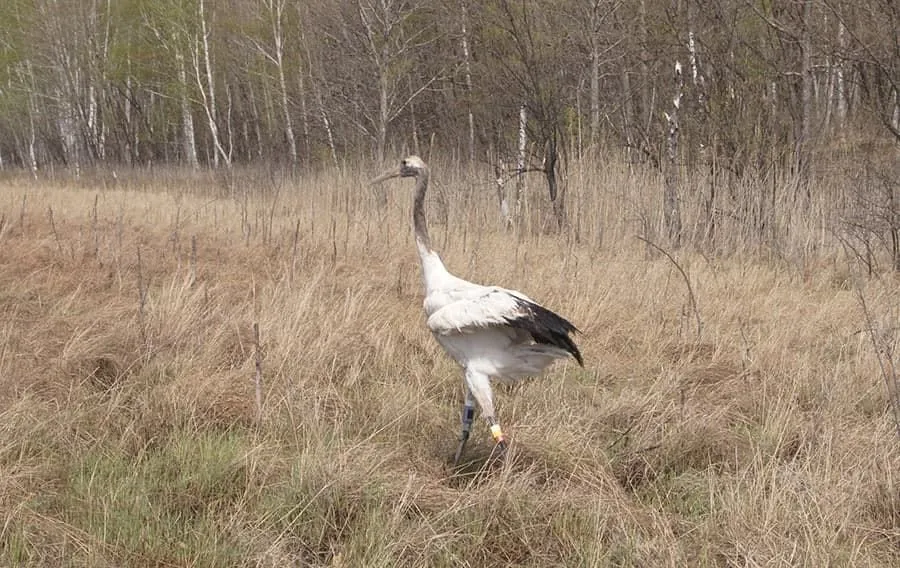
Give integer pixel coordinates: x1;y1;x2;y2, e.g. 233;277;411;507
372;156;583;465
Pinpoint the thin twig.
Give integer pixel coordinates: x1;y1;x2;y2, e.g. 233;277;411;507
136;245;147;346
91;193;99;259
636;235;702;342
291;218;301;276
19;194;27;234
253;322;263;421
189;235;197;287
47;206;64;256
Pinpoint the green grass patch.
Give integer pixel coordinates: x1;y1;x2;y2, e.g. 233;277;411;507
58;428;252;566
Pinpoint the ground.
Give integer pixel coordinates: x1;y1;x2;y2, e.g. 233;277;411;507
0;163;898;566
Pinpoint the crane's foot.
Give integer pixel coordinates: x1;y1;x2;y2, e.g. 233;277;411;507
489;424;508;460
452;397;476;467
491;439;508;459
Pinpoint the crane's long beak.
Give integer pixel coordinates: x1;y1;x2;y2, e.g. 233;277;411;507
370;167;401;185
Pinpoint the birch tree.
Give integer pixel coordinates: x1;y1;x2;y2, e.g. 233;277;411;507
460;0;476;165
144;0;199;168
315;0;443;164
664;60;683;246
480;0;582;227
195;0;230;168
247;0;297;166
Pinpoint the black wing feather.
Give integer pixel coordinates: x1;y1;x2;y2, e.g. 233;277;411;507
505;298;584;366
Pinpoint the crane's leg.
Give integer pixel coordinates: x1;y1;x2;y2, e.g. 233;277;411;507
452;389;476;466
463;368;508;454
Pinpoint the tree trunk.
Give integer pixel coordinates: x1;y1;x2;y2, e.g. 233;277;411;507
377;70;388;163
298;12;338;169
317;87;339;170
298;64;311;162
516;104;527;218
247;81;264;160
545;138;565;228
796;0;813;181
198;0;223;168
590;1;601;149
639;0;650;132
461;1;476;165
664;61;683;247
176;47;199;169
27;63;39;178
835;19;847;131
268;0;297;166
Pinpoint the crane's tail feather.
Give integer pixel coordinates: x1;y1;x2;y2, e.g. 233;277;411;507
506;299;584;366
493;344;574;380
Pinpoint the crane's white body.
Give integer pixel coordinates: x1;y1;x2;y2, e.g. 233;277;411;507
418;248;571;420
373;156;581;460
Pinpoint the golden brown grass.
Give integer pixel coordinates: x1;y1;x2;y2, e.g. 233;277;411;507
0;158;898;566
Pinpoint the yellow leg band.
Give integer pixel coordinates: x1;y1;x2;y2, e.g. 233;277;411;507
490;424;505;442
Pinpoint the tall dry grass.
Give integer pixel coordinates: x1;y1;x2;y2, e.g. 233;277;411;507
0;156;898;566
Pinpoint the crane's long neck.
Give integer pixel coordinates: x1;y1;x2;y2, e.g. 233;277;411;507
413;169;432;258
412;168;449;292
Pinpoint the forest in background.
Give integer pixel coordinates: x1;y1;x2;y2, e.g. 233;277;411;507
0;0;897;247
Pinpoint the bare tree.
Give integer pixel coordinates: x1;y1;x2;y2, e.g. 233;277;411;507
480;0;583;227
355;0;443;163
297;5;339;170
196;0;230;168
145;1;200;168
248;0;298;166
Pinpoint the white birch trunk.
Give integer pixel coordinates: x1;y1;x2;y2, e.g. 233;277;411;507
639;0;650;129
177;47;199;169
88;84;103;161
297;6;332;166
686;0;705;110
664;61;683;246
28;83;38;178
835;19;847;129
516;104;527;218
321;102;339;170
307;70;339;170
797;0;813;177
225;81;234;159
298;66;311;161
198;0;230;168
461;1;475;165
688;31;699;87
276;38;297;166
268;0;297;165
247;81;263;160
590;0;600;149
199;0;219;167
377;70;388;163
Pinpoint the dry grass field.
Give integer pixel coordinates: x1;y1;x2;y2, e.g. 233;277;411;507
0;157;898;566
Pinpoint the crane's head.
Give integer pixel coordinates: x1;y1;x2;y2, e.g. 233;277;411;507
370;155;428;184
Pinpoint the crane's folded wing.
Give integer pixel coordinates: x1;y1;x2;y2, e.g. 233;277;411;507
426;289;529;334
426;289;584;366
